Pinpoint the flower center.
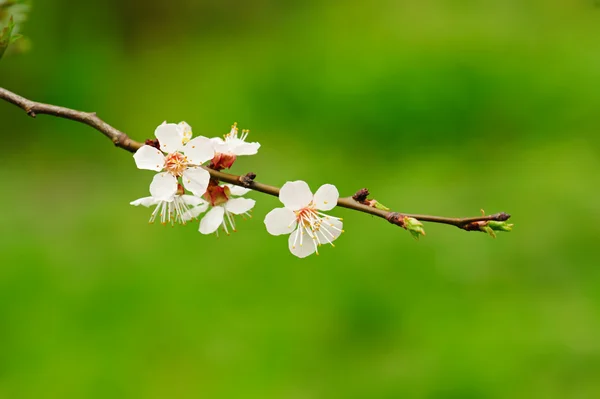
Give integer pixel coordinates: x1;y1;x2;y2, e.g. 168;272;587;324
164;152;188;177
203;181;231;206
224;123;249;142
295;205;319;228
225;123;238;140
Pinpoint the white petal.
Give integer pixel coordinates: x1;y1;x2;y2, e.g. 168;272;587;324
225;198;255;215
315;216;343;244
149;172;177;201
313;184;339;211
182;167;211;197
182;202;209;221
133;145;165;171
155;123;184;153
231;141;260;156
181;195;207;207
178;121;193;142
130;196;160;207
178;121;192;130
210;137;230;154
288;228;317;258
226;184;251;196
184;136;215;165
264;207;297;236
279;180;313;210
199;206;225;234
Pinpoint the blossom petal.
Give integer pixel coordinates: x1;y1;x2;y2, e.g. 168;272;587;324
184;136;215;165
231;141;260;156
155;123;184;153
182;167;211;197
288;227;317;258
210;137;229;152
133;145;165;171
313;184;339;211
182;202;209;222
264;207;297;236
199;206;225;234
181;195;207;207
178;121;193;143
315;216;343;244
130;196;160;207
149;172;177;201
226;184;251;196
279;180;313;210
225;198;255;215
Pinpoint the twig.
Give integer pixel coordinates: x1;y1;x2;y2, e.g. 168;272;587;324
0;86;511;232
0;87;140;151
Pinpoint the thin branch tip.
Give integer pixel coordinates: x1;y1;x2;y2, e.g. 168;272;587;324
496;212;511;221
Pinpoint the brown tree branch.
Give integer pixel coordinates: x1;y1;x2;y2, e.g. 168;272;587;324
0;86;511;233
0;87;140;151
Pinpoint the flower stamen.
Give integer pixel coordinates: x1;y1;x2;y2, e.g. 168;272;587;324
164;152;189;177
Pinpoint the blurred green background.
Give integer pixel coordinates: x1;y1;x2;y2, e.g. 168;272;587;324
1;1;600;398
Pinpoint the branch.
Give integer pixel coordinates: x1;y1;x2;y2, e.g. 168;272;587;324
0;87;141;151
0;86;511;233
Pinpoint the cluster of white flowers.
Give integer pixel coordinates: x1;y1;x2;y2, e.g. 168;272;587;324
131;122;343;257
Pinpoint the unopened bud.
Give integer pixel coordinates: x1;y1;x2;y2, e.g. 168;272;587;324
404;217;425;240
479;220;513;238
365;199;390;211
488;220;514;232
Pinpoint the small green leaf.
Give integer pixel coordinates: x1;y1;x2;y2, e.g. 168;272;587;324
372;200;390;211
478;220;513;238
0;15;20;59
404;217;426;240
0;15;15;37
480;224;497;238
8;31;20;43
0;19;15;59
487;220;514;233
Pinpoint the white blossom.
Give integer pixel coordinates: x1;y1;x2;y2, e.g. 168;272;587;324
264;181;343;258
133;123;214;200
191;184;255;236
211;122;260;156
130;194;208;226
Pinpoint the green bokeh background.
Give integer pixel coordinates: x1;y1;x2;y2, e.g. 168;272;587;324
1;1;600;398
